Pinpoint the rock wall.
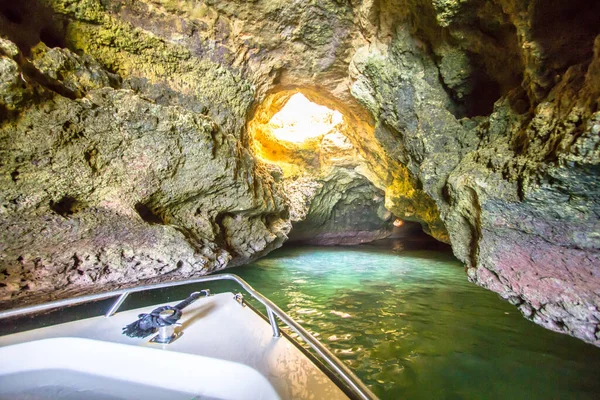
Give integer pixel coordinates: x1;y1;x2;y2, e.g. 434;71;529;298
348;0;600;345
286;168;392;245
0;0;598;345
0;33;290;306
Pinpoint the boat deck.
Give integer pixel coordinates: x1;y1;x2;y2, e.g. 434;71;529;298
0;292;349;400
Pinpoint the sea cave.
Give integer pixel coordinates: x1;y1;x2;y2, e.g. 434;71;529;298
0;0;599;398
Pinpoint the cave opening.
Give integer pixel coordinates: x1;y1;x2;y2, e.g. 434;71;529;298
248;89;423;247
268;93;344;144
248;89;355;175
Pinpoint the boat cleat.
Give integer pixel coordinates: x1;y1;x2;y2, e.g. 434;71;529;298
150;323;183;344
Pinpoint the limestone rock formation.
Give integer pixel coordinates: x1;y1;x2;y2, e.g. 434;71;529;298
0;37;289;306
348;0;600;345
286;168;392;246
0;0;598;346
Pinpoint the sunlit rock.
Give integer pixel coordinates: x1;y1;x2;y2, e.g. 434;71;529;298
248;90;394;245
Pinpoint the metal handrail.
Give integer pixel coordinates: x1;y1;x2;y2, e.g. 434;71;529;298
0;273;378;400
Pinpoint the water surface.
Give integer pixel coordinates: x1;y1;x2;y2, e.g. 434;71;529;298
233;242;600;400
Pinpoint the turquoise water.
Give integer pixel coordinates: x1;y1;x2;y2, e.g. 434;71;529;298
232;243;600;400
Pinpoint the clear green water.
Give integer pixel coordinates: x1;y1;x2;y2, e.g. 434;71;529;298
232;243;600;400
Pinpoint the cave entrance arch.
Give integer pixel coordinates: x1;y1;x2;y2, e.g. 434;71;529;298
247;87;447;245
247;88;399;245
268;92;344;144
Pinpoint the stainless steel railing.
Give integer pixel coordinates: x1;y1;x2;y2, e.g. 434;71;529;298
0;273;378;400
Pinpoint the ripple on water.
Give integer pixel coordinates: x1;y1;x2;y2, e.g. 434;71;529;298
234;244;600;400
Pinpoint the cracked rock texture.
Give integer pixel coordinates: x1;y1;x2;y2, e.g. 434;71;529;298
0;39;289;306
0;0;599;346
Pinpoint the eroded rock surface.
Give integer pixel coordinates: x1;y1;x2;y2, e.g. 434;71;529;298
348;0;600;345
0;39;289;306
0;0;598;345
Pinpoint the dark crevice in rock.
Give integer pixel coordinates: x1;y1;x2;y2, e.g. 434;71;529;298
0;0;67;57
531;0;600;77
134;203;164;225
39;26;66;49
441;183;451;204
49;196;81;218
213;211;237;257
463;62;502;118
438;43;523;118
84;148;99;173
0;105;8;124
72;253;82;270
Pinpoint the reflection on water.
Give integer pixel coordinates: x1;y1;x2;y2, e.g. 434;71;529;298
233;242;600;400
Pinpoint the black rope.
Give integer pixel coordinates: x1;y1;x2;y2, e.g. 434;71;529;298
122;290;208;338
122;306;182;338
